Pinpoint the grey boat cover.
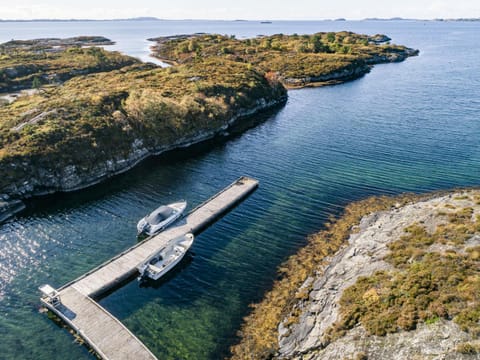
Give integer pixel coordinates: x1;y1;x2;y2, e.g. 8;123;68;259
146;206;174;225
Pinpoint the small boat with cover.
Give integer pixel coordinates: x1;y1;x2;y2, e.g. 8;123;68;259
137;233;194;281
137;200;187;235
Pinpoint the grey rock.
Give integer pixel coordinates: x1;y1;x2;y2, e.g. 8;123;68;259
276;191;480;359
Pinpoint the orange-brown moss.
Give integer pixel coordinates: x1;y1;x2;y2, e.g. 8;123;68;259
229;193;423;359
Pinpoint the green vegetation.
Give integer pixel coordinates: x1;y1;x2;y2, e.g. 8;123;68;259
229;193;422;359
328;204;480;341
230;192;480;359
151;32;417;87
0;39;285;195
0;38;136;92
0;31;415;198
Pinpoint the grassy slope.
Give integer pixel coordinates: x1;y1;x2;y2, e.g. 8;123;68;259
0;43;286;193
0;38;135;92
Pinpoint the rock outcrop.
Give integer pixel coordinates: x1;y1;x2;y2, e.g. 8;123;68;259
281;61;371;87
300;320;478;360
276;191;480;359
0;198;25;223
0;96;286;223
230;190;480;359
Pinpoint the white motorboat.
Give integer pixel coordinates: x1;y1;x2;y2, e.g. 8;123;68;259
137;200;187;235
137;233;194;281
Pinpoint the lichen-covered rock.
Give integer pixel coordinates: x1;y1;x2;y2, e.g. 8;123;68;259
276;191;480;359
299;321;479;360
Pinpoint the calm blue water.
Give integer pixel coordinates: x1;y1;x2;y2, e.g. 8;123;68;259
0;20;479;359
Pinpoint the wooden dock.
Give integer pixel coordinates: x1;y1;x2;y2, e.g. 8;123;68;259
40;176;258;360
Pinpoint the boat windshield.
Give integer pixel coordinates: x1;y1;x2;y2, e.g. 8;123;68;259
149;255;163;265
146;206;174;224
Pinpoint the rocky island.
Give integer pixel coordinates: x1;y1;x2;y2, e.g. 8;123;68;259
0;32;417;222
230;190;480;359
149;32;418;88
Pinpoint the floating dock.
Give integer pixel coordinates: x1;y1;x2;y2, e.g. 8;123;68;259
40;176;258;360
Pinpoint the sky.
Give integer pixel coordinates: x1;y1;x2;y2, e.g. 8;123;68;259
1;0;479;20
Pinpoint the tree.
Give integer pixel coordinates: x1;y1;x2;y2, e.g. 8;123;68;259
326;32;336;43
87;47;107;66
32;76;41;89
311;35;324;53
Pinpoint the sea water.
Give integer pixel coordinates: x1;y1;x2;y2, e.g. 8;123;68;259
0;19;479;359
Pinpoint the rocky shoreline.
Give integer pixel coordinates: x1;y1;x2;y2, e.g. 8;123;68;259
231;190;480;359
278;191;480;359
282;47;419;88
281;60;370;88
0;199;25;223
0;96;286;223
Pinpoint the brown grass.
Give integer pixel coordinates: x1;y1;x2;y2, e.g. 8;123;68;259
151;32;416;88
229;193;422;359
327;201;480;341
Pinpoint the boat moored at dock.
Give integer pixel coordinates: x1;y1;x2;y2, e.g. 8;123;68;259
38;177;259;360
137;200;187;235
137;233;194;281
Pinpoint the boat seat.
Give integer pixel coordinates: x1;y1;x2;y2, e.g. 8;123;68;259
147;264;163;273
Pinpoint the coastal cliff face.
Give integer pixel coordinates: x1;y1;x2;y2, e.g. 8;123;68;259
231;191;480;359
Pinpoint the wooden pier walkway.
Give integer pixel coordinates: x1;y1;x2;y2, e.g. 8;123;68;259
40;176;258;360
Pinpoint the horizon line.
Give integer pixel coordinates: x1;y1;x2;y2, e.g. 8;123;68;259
0;16;479;22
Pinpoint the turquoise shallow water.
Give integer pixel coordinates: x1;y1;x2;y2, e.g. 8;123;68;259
0;20;479;359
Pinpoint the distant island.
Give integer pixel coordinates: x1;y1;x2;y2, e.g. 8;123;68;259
0;32;417;221
1;17;479;23
364;17;480;22
364;17;411;21
0;17;162;22
433;18;480;22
